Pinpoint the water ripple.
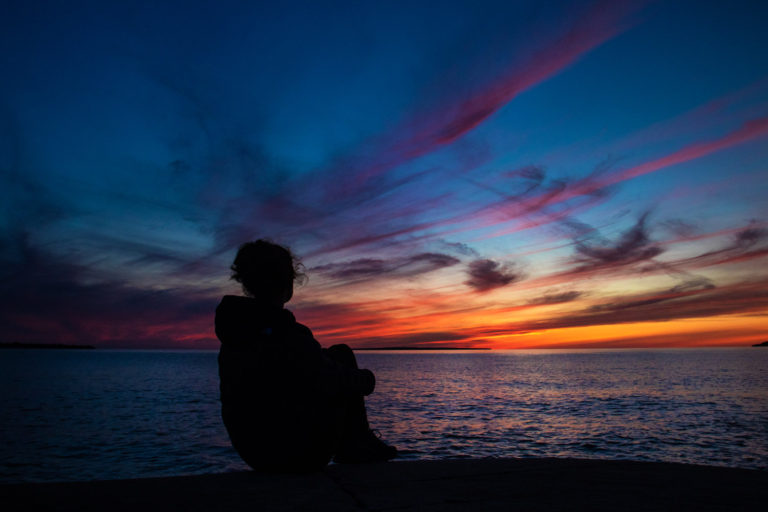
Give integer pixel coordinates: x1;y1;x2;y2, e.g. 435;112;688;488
1;348;767;483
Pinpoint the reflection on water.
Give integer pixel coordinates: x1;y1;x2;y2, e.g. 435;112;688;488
0;350;246;483
0;348;766;483
361;349;768;469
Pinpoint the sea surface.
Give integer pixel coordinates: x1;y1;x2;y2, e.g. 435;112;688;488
0;348;766;483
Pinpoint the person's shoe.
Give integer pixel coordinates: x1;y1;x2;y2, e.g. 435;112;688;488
333;429;398;463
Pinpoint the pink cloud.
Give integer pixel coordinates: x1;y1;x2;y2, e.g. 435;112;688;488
611;77;768;154
449;115;768;241
613;117;768;182
333;1;644;195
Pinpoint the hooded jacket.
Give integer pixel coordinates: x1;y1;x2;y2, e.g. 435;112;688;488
215;295;374;470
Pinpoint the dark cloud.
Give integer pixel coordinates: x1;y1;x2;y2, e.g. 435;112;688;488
667;221;768;270
661;218;697;238
498;165;546;200
570;212;663;270
3;2;762;351
401;275;768;344
668;276;715;294
312;252;460;280
313;258;387;279
0;2;645;285
589;276;715;314
0;111;218;347
459;160;620;243
0;238;217;347
517;280;768;331
589;295;672;313
504;164;545;181
561;218;600;238
438;240;480;258
407;253;461;270
526;291;583;305
353;331;474;347
465;259;522;292
531;329;754;349
733;225;766;249
0;109;71;264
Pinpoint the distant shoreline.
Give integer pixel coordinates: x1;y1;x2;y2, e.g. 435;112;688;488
354;347;490;351
0;342;96;350
0;343;763;350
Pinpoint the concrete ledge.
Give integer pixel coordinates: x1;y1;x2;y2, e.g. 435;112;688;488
2;458;767;511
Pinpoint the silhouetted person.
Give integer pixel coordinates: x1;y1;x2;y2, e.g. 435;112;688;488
216;240;397;472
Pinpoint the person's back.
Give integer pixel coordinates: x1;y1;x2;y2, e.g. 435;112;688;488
216;296;330;471
216;240;396;472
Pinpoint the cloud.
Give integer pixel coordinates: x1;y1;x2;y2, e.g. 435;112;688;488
1;0;644;274
609;77;768;156
311;252;460;280
615;117;768;183
540;116;768;209
465;259;522;292
526;290;583;306
519;219;767;296
0;237;217;348
458;161;617;242
9;4;640;347
661;219;697;238
668;276;715;294
469;115;768;240
570;212;663;270
667;221;768;270
350;330;475;347
292;0;645;252
383;276;768;346
4;1;765;351
517;279;768;331
733;225;766;249
447;111;768;248
438;240;480;258
531;329;762;349
395;1;643;151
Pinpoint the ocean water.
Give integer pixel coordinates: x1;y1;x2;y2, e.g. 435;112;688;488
0;348;766;483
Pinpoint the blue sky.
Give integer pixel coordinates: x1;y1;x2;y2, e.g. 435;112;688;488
2;0;767;348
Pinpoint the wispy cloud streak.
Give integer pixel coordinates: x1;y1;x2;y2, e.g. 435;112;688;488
464;259;523;292
322;1;644;200
2;1;766;349
312;252;460;280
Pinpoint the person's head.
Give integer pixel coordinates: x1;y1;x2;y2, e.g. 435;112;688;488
230;240;305;305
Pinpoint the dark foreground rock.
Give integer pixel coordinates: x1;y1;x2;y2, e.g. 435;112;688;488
2;458;766;511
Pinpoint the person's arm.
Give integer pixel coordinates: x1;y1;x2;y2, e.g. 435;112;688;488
321;352;375;396
293;324;375;397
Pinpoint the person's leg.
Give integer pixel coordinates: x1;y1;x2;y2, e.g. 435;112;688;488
324;344;370;435
324;343;358;367
323;344;397;463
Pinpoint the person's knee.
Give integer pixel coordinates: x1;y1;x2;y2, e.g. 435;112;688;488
326;343;357;367
329;343;352;353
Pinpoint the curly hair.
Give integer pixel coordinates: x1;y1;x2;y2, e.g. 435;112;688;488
230;240;306;298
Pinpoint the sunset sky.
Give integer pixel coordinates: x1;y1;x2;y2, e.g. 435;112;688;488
1;0;767;349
